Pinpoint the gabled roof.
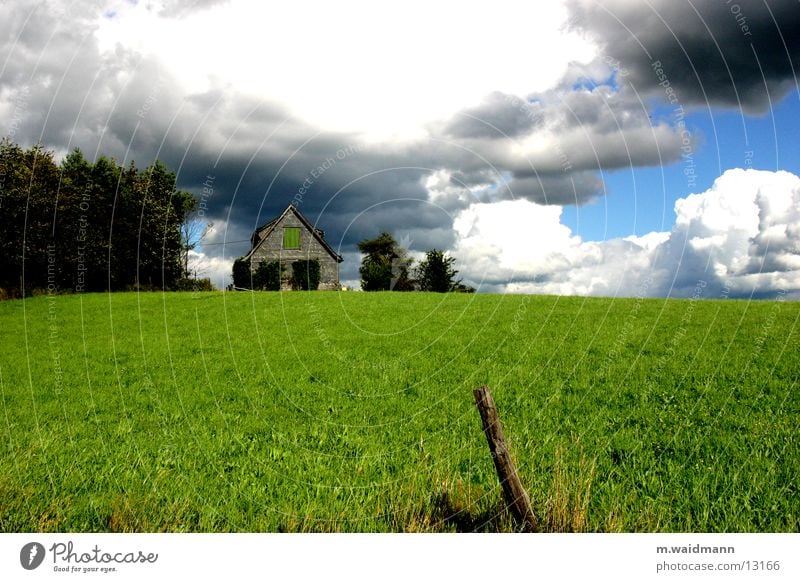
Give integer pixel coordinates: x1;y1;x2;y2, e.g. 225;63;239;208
243;204;343;263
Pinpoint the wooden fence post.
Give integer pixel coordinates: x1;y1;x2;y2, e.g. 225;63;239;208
473;385;538;532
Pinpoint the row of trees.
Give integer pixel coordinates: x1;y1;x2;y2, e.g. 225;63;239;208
0;139;203;297
358;232;473;292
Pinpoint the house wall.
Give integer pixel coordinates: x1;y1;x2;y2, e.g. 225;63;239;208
248;211;340;290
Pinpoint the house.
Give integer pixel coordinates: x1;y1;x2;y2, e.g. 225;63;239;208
241;204;343;290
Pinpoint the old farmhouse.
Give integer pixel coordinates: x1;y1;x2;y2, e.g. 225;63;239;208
241;204;343;290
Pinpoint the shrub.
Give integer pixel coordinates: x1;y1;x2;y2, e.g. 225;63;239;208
174;277;214;291
232;258;251;289
291;259;321;291
253;260;282;291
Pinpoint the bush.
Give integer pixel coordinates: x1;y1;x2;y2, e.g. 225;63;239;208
174;277;214;291
192;278;214;292
452;282;476;293
232;258;251;289
253;260;282;291
290;259;321;290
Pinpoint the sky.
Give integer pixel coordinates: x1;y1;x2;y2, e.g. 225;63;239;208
2;0;799;298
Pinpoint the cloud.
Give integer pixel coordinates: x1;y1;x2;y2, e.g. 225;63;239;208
155;0;231;18
186;249;233;289
504;172;605;206
450;199;666;296
442;92;543;140
453;169;800;298
566;0;800;112
427;81;691;207
655;168;800;297
94;0;595;140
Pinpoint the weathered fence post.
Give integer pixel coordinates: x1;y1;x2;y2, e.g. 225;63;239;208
473;385;538;532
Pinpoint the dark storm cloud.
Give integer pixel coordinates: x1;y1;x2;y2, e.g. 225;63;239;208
174;127;441;261
430;83;688;206
0;2;124;150
506;171;604;206
442;91;542;139
157;113;447;262
566;0;800;112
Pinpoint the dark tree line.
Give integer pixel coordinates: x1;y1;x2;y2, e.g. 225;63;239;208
0;138;195;297
358;232;474;293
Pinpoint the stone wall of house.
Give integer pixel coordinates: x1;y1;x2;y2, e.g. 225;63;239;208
248;211;340;290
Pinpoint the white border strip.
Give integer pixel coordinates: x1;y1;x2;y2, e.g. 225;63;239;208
2;533;797;581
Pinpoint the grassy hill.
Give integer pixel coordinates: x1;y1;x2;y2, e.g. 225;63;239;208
0;291;797;532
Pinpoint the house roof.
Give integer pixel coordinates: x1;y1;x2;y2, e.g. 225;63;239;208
243;204;343;263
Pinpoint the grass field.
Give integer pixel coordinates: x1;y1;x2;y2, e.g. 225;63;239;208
0;291;797;532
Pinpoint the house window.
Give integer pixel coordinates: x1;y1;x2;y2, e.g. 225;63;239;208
283;227;301;249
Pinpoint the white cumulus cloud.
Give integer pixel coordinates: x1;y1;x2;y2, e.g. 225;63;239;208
452;169;800;298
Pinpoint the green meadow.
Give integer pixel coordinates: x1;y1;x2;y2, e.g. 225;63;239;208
0;291;797;532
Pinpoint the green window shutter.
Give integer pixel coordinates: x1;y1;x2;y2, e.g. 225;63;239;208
283;227;300;249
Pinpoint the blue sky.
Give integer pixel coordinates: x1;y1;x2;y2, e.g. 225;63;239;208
563;94;800;242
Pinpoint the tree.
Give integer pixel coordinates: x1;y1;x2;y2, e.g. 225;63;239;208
390;245;415;291
416;249;460;292
180;202;214;278
0;140;61;293
134;160;186;289
357;232;414;291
